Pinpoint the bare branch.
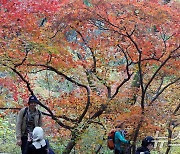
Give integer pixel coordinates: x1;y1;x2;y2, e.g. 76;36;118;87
110;44;134;99
30;69;48;74
1;63;73;129
14;50;29;68
0;107;21;110
126;33;145;110
28;64;87;89
129;25;137;36
144;45;180;94
49;29;61;39
27;63;91;123
75;29;97;73
155;76;165;95
46;51;52;65
149;78;180;105
0;107;77;123
90;104;107;119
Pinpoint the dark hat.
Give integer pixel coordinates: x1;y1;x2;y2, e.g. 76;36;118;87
142;136;155;147
28;95;39;104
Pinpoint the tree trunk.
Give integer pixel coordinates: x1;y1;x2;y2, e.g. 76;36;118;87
62;140;76;154
132;115;144;154
165;125;172;154
165;103;180;154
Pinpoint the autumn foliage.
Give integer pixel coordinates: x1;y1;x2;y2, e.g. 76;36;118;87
0;0;179;153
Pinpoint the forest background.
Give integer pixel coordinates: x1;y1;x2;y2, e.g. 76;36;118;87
0;0;179;153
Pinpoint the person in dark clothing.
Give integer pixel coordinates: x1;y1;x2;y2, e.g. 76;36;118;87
26;127;48;154
136;136;155;154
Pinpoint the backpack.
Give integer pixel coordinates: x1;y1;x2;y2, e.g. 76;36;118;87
107;129;116;150
23;107;41;124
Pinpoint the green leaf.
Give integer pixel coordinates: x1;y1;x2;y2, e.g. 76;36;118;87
84;0;92;7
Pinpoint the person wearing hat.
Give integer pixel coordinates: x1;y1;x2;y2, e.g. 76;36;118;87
16;95;43;154
135;136;155;154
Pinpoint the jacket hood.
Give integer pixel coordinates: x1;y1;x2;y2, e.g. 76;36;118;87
33;127;44;141
32;127;46;149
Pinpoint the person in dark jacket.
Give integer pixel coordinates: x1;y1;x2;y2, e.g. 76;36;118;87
136;136;155;154
26;127;48;154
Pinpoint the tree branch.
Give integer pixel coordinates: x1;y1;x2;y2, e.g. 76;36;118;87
149;77;180;105
2;63;73;129
0;107;77;123
110;45;133;99
144;45;180;94
27;63;91;123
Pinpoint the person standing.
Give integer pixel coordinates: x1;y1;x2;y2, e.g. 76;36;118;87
135;136;155;154
16;95;42;154
114;122;131;154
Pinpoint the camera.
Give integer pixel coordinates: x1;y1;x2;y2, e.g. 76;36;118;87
28;132;33;140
